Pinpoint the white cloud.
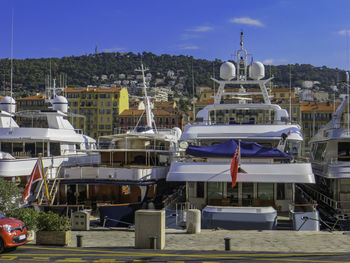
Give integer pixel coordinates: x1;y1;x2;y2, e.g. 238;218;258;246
178;45;199;50
230;17;264;27
102;47;125;52
181;33;200;40
186;26;214;32
338;30;350;36
263;59;274;65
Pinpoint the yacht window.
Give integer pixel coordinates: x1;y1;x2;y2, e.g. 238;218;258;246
338;142;350;161
277;183;285;200
36;142;43;156
242;182;254;206
226;183;238;204
50;143;61;156
1;143;12;154
208;182;223;201
196;182;204;198
13;143;23;153
314;142;327;161
257;183;274;201
25;143;35;157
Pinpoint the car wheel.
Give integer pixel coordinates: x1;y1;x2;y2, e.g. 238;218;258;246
0;238;4;254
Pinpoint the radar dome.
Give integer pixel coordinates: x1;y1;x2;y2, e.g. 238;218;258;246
249;61;265;80
52;96;68;113
0;96;16;113
220;62;236;80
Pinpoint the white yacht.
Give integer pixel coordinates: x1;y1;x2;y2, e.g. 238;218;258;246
304;83;350;229
167;33;316;230
61;64;181;226
0;93;99;183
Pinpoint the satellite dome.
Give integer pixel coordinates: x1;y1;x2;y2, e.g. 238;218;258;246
0;96;16;113
52;96;68;113
220;62;236;80
249;61;265;80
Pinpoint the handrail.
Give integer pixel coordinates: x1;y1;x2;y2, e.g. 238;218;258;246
302;184;350;211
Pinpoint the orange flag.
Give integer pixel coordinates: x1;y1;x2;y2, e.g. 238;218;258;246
230;146;239;188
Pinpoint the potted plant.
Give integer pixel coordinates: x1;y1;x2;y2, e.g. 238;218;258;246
36;211;71;246
6;208;39;241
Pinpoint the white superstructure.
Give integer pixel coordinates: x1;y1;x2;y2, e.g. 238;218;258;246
167;32;315;217
0;92;99;180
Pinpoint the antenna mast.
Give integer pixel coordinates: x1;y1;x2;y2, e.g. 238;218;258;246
10;10;14;98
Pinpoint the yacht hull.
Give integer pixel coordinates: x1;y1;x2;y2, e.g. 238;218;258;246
0;153;100;178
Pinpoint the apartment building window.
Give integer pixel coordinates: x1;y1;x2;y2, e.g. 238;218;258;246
100;102;104;107
114;94;119;99
106;101;111;107
99;125;104;129
113;101;118;106
100;94;106;99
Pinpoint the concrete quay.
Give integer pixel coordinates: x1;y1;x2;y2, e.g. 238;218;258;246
60;228;350;253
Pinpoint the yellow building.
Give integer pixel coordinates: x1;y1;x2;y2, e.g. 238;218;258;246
65;86;129;138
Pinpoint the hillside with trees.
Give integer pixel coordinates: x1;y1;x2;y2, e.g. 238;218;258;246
0;52;346;97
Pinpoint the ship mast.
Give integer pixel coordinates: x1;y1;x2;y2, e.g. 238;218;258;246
136;64;153;129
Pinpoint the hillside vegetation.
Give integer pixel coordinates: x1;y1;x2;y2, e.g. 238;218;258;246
0;52;346;96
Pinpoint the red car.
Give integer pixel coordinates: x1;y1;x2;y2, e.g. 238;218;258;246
0;214;27;252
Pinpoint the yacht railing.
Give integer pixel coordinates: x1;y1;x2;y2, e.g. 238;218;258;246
174;155;309;163
113;126;177;135
191;119;298;126
303;184;350;213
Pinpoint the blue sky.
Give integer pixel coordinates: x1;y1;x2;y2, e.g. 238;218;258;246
1;0;350;69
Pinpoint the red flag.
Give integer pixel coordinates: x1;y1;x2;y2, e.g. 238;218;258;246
22;159;43;204
230;146;239;188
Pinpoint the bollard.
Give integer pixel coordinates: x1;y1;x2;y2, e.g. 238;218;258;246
149;236;157;249
77;235;83;247
224;237;231;251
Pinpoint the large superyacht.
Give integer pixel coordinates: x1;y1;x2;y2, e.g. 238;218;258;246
61;64;181;226
167;33;316;230
0;86;99;183
303;76;350;229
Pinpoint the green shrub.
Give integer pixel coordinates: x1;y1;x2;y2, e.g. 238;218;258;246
6;208;40;231
0;178;22;213
37;211;71;231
